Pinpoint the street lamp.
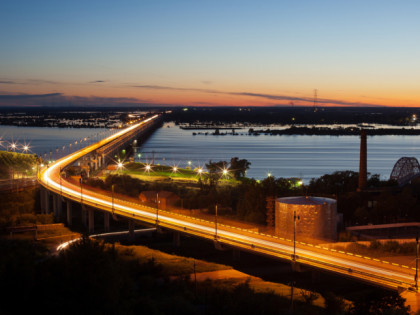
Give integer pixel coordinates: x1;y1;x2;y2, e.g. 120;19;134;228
59;167;62;196
415;233;419;291
156;192;159;225
117;161;123;174
79;177;83;203
293;210;300;262
215;204;218;239
112;184;115;215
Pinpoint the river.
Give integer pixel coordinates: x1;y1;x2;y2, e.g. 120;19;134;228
1;124;419;181
139;123;420;181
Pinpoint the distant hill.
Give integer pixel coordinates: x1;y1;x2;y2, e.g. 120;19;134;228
0;151;37;179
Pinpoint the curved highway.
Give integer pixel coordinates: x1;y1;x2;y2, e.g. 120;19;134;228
39;115;417;291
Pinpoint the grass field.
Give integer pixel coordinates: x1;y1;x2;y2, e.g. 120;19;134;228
117;162;239;185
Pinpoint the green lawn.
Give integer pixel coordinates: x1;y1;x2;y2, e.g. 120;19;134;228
121;162;239;185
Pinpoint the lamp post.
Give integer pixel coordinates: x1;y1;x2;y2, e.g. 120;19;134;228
59;167;62;196
215;204;218;239
79;177;83;204
156;192;159;225
111;184;115;215
293;210;300;262
416;233;419;291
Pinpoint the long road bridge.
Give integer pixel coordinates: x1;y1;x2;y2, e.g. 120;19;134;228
38;114;419;293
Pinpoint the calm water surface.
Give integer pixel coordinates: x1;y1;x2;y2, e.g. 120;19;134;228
1;124;419;181
0;126;108;160
139;124;420;181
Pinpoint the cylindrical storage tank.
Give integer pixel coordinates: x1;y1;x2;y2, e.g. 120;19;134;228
275;196;337;241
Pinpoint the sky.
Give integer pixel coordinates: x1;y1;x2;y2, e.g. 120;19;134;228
1;0;420;107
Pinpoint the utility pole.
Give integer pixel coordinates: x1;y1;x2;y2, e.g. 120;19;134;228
112;184;115;215
156;192;159;225
60;167;62;196
215;204;218;239
293;210;299;261
79;177;83;204
416;232;419;291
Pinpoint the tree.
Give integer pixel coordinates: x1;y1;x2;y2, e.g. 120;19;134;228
205;160;227;188
230;157;251;179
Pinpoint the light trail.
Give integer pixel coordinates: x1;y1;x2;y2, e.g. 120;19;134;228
57;228;157;251
39;114;417;291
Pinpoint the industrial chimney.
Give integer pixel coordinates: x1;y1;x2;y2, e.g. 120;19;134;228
358;129;367;191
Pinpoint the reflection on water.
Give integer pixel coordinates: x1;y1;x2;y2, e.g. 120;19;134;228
139;124;420;181
1;124;419;182
0;125;108;159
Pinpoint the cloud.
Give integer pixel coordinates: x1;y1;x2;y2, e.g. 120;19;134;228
0;79;58;85
133;84;385;107
0;93;154;107
0;93;63;99
90;80;107;83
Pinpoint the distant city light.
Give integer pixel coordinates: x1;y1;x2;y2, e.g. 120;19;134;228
117;162;123;168
197;168;203;175
173;167;177;172
267;172;272;177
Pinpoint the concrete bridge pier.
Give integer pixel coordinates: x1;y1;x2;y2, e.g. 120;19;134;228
53;194;63;221
88;208;94;234
173;231;180;247
104;212;110;232
40;187;44;212
52;194;58;217
66;200;72;226
44;189;50;214
40;187;46;213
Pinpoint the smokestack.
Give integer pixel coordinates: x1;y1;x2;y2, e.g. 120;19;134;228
358;129;367;191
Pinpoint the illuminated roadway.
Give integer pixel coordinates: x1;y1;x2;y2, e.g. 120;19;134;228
39;115;417;291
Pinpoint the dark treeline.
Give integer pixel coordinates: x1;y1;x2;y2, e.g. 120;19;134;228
168;106;420;126
0;237;325;314
87;174;304;225
0;237;409;315
2;106;420;128
248;126;420;136
0;188;53;228
0;151;37;179
88;169;420;228
308;171;420;226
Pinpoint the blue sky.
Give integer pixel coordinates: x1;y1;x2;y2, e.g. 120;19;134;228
1;0;419;107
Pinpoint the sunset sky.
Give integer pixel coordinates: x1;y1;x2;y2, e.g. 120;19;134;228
1;0;420;107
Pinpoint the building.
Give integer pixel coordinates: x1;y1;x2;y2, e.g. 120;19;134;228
275;196;337;241
139;190;180;210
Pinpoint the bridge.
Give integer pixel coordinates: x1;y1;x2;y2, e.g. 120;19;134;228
390;157;420;186
38;115;418;293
